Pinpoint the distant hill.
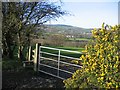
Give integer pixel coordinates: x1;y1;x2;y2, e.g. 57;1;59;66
37;24;93;35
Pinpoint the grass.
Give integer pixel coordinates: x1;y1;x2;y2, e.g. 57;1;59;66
41;46;84;58
43;46;84;52
2;57;23;71
57;46;84;52
68;38;91;41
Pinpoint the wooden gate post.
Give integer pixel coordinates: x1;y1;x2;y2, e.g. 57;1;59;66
28;46;32;61
34;43;41;71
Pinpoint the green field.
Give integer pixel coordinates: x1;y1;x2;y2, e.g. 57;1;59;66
68;38;90;41
57;46;84;51
41;46;84;58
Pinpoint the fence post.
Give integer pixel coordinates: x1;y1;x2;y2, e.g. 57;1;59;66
28;46;32;61
57;50;60;76
38;45;41;71
34;43;41;71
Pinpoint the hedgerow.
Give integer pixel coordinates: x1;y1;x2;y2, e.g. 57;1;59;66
63;23;120;89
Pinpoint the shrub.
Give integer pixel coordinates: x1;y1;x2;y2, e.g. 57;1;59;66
63;23;120;89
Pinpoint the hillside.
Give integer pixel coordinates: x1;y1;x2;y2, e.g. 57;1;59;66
37;24;93;35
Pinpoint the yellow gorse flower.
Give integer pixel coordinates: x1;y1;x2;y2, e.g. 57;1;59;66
64;24;120;89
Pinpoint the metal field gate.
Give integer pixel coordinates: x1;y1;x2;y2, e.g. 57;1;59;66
38;46;82;80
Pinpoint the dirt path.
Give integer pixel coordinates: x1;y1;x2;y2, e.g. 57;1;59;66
2;69;65;89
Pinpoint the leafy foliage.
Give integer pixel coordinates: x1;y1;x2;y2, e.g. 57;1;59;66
63;23;120;89
2;1;66;59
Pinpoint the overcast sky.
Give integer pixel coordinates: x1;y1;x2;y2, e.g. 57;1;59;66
47;0;119;28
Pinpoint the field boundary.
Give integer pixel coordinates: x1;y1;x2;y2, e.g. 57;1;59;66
38;46;82;79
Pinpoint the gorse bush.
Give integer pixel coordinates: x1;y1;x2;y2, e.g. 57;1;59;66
63;23;120;89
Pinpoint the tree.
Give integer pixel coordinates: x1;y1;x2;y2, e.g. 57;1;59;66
2;2;19;58
64;24;120;89
2;1;67;59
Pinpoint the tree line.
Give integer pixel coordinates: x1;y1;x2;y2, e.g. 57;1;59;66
2;1;66;60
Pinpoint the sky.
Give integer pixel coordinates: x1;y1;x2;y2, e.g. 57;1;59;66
47;0;119;28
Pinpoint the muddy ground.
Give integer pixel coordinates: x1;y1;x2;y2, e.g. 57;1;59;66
2;68;65;90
